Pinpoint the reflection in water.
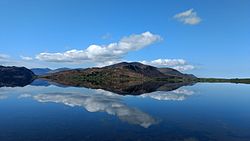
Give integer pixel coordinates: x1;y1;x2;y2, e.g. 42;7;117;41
0;82;250;141
0;89;10;100
1;79;196;128
0;94;7;100
1;78;196;97
39;78;195;95
140;89;194;101
0;86;46;100
95;88;195;101
24;91;158;128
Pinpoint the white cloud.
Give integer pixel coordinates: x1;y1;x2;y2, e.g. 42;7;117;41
20;56;33;61
0;54;49;68
0;32;196;71
36;32;162;64
0;54;11;65
173;65;195;71
174;9;201;25
140;59;186;67
140;59;195;71
0;54;9;59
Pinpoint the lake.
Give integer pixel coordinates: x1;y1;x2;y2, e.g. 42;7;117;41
0;81;249;141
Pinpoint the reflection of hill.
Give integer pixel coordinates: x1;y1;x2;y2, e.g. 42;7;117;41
30;79;51;87
43;78;195;95
40;62;196;95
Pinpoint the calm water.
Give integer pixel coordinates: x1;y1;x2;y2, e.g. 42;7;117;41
0;82;250;141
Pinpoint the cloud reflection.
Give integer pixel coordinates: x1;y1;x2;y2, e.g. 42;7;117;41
0;88;11;100
32;92;158;128
140;89;194;101
94;88;195;101
3;85;195;128
0;94;7;100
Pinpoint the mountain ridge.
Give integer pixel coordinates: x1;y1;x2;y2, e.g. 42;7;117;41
41;62;197;84
31;68;71;75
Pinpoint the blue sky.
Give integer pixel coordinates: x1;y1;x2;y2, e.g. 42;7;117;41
0;0;249;77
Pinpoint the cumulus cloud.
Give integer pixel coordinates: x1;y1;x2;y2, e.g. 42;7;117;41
0;54;47;68
0;54;10;65
36;32;162;64
33;92;158;128
141;59;186;67
140;59;195;71
20;56;33;61
0;54;9;59
174;9;201;25
173;65;195;71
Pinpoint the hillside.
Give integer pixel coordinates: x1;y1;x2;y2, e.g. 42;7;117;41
41;62;197;84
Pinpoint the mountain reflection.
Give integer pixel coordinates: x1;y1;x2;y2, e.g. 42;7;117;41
0;78;195;128
33;79;195;95
0;78;34;87
29;91;159;128
1;82;195;128
0;78;196;96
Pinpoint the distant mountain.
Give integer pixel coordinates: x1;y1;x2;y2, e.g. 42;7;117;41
31;68;71;75
31;68;52;75
48;68;71;74
0;66;35;87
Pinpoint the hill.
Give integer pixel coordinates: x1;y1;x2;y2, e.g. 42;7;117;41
0;66;35;87
41;62;197;84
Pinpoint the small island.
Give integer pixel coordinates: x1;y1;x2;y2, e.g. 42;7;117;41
1;62;250;89
40;62;197;82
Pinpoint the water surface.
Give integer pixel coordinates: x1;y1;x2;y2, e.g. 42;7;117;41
0;81;249;141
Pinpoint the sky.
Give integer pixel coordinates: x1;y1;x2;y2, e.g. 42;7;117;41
0;0;249;77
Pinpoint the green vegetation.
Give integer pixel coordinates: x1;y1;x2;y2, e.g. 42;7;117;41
39;62;250;86
198;78;250;84
155;77;197;83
